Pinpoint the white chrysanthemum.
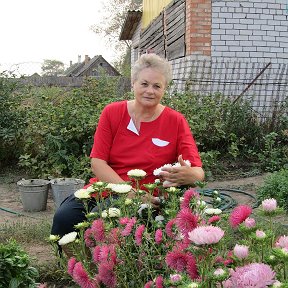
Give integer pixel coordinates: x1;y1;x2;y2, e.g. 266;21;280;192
74;189;90;199
153;164;172;176
101;208;121;218
166;187;177;193
86;186;95;193
138;203;152;217
58;231;77;246
94;181;105;187
155;215;165;222
111;184;132;194
49;234;59;241
204;208;222;215
106;183;116;189
127;169;147;178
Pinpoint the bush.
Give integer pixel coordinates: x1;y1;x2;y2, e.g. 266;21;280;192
0;240;39;287
256;169;288;211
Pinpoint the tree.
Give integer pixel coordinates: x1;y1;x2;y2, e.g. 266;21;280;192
41;59;65;76
90;0;142;67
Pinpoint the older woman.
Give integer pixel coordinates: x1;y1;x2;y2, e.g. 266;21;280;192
51;53;204;239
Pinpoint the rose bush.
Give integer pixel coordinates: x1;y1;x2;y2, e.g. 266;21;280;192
50;169;288;288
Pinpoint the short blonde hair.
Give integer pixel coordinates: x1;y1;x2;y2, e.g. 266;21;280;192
132;53;172;86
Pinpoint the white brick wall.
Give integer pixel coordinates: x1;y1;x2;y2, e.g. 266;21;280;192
211;0;288;64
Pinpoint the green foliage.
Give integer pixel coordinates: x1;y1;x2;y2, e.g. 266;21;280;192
256;169;288;211
41;59;65;76
0;71;26;166
0;240;39;288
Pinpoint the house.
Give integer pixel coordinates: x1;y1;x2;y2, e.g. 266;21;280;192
119;0;288;120
65;55;120;77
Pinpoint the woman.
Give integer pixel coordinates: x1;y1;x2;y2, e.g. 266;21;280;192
51;53;204;238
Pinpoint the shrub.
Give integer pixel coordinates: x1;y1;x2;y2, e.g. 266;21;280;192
256;169;288;211
0;239;39;287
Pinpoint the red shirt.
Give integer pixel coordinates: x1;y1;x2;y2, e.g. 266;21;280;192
90;100;202;185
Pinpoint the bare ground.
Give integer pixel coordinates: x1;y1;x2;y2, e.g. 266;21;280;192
1;172;287;268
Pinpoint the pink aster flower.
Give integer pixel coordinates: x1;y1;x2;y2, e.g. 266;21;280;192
165;218;177;239
188;225;224;245
170;274;182;283
73;261;99;288
108;227;120;244
121;217;137;236
275;235;288;248
233;244;249;259
135;224;145;246
144;281;154;288
98;261;117;288
91;219;106;242
256;230;266;239
165;250;187;272
119;217;130;225
180;188;200;209
262;198;277;212
224;263;276;287
67;257;77;276
155;229;163;244
244;217;256;228
208;215;221;224
229;205;252;228
176;208;198;238
155;275;164;288
84;228;95;248
186;252;198;279
92;246;101;264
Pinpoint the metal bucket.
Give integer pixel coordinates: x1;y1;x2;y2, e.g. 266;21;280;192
17;179;50;212
50;178;85;208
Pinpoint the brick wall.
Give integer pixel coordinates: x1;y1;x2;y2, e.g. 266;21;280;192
211;0;288;64
186;0;212;56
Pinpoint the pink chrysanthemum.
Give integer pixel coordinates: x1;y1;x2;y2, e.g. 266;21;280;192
84;228;95;247
262;198;277;212
180;188;200;209
155;275;164;288
144;281;153;288
98;261;117;288
208;215;221;224
135;224;145;246
188;225;224;245
176;208;198;238
155;229;163;244
186;252;198;279
108;228;121;244
233;244;249;259
119;217;130;225
165;218;177;239
67;257;77;276
244;217;256;228
100;244;117;264
165;250;187;272
91;219;106;242
121;217;137;236
229;205;252;228
73;261;98;288
92;246;101;264
275;235;288;248
223;263;276;288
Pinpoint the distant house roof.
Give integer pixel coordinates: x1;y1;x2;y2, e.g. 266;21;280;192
119;10;142;41
65;55;120;77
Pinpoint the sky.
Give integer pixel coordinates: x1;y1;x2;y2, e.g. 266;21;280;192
0;0;119;75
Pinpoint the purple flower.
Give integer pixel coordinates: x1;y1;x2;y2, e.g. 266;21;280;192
188;225;224;245
262;198;277;212
233;244;249;259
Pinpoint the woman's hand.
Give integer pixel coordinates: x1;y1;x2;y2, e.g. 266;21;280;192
159;155;205;187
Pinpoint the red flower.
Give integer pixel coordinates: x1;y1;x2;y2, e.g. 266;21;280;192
98;261;117;288
186;252;198;279
165;250;187;272
229;205;252;228
208;215;221;224
165;218;177;239
176;208;198;238
155;275;164;288
155;229;163;244
67;257;77;276
73;261;99;288
91;219;105;242
180;188;200;209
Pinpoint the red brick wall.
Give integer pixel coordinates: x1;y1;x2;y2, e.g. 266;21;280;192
186;0;212;56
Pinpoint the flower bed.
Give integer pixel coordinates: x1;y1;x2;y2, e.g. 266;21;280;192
50;169;288;288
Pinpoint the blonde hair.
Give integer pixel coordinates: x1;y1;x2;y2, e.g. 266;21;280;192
132;53;172;86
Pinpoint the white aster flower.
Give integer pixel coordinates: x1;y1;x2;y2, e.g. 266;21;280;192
127;169;147;178
106;183;116;189
125;198;133;205
74;188;91;199
86;186;95;193
58;231;77;246
166;187;177;193
93;181;105;187
138;203;152;217
155;215;165;222
204;208;222;215
153;164;172;176
49;234;60;242
111;184;132;194
101;207;121;218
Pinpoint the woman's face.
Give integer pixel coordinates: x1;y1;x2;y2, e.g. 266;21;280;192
133;67;166;108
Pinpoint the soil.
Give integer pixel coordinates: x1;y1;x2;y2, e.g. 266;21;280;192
1;172;287;268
